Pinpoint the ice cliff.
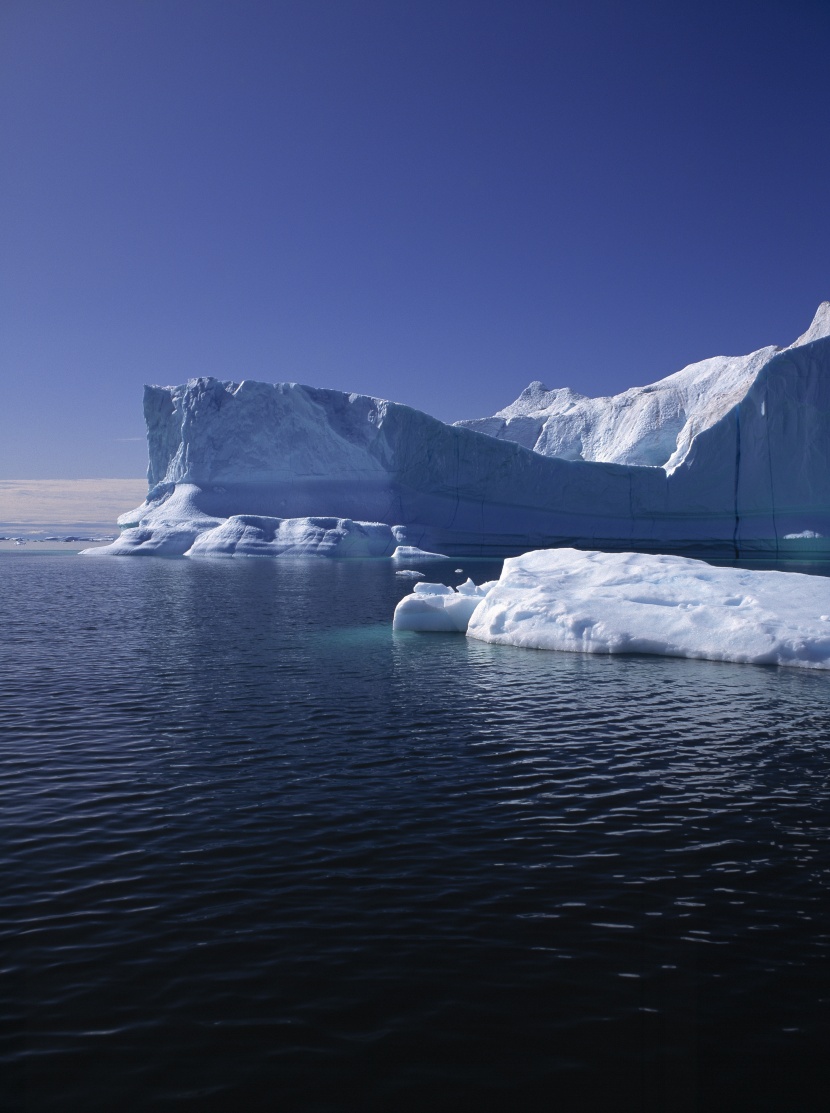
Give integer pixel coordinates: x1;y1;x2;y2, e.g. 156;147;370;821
87;304;830;559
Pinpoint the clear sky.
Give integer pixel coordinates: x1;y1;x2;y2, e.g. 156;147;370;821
2;0;830;481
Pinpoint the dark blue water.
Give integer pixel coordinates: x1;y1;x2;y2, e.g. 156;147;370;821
2;553;829;1112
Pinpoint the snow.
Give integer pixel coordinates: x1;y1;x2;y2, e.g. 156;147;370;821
789;301;830;348
455;347;778;471
393;578;497;633
456;302;830;472
464;549;830;670
87;303;830;560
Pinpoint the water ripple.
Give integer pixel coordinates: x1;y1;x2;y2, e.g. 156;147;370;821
2;554;830;1110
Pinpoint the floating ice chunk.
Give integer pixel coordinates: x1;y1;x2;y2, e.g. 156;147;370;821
394;588;481;632
393;578;497;632
395;569;425;579
466;549;830;670
391;545;451;562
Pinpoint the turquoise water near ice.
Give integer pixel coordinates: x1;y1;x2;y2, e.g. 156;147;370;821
2;553;829;1111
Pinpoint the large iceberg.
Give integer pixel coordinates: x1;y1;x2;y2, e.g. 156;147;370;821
395;550;830;671
87;304;830;559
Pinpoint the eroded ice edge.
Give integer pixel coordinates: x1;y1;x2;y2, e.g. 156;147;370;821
394;549;830;671
80;487;444;561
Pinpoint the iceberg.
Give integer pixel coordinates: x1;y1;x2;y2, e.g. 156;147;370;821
86;304;830;559
397;550;830;671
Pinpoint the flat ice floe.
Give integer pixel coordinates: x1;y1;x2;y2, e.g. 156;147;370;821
397;549;830;670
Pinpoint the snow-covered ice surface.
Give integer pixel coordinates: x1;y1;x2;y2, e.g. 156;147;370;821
393;578;498;633
456;302;830;472
87;303;830;559
456;348;776;470
463;549;830;670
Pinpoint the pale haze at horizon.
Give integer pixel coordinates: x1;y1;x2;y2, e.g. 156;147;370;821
2;0;830;499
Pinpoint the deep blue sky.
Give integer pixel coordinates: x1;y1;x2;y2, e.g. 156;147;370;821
2;0;830;480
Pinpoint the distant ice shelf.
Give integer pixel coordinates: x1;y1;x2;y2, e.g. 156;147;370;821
395;549;830;671
84;303;830;559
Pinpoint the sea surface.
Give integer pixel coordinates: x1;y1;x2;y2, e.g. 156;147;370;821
2;552;829;1112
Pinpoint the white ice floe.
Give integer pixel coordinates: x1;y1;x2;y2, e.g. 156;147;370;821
393;578;498;632
391;545;451;562
463;549;830;670
395;569;425;579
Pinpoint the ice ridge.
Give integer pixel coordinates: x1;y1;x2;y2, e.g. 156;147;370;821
455;303;830;471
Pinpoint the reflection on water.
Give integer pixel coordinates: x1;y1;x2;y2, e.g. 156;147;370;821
1;554;829;1111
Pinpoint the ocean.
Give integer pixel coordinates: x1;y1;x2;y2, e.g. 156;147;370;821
2;552;829;1111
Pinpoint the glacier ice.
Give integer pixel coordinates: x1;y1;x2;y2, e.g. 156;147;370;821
457;302;830;472
454;348;779;470
86;303;830;559
396;550;830;670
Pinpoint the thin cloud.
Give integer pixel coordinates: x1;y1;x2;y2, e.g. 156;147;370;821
0;479;147;527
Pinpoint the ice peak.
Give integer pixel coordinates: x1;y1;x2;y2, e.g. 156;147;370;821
791;302;830;348
516;381;551;405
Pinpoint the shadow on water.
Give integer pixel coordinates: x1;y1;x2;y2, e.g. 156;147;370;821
1;554;829;1111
